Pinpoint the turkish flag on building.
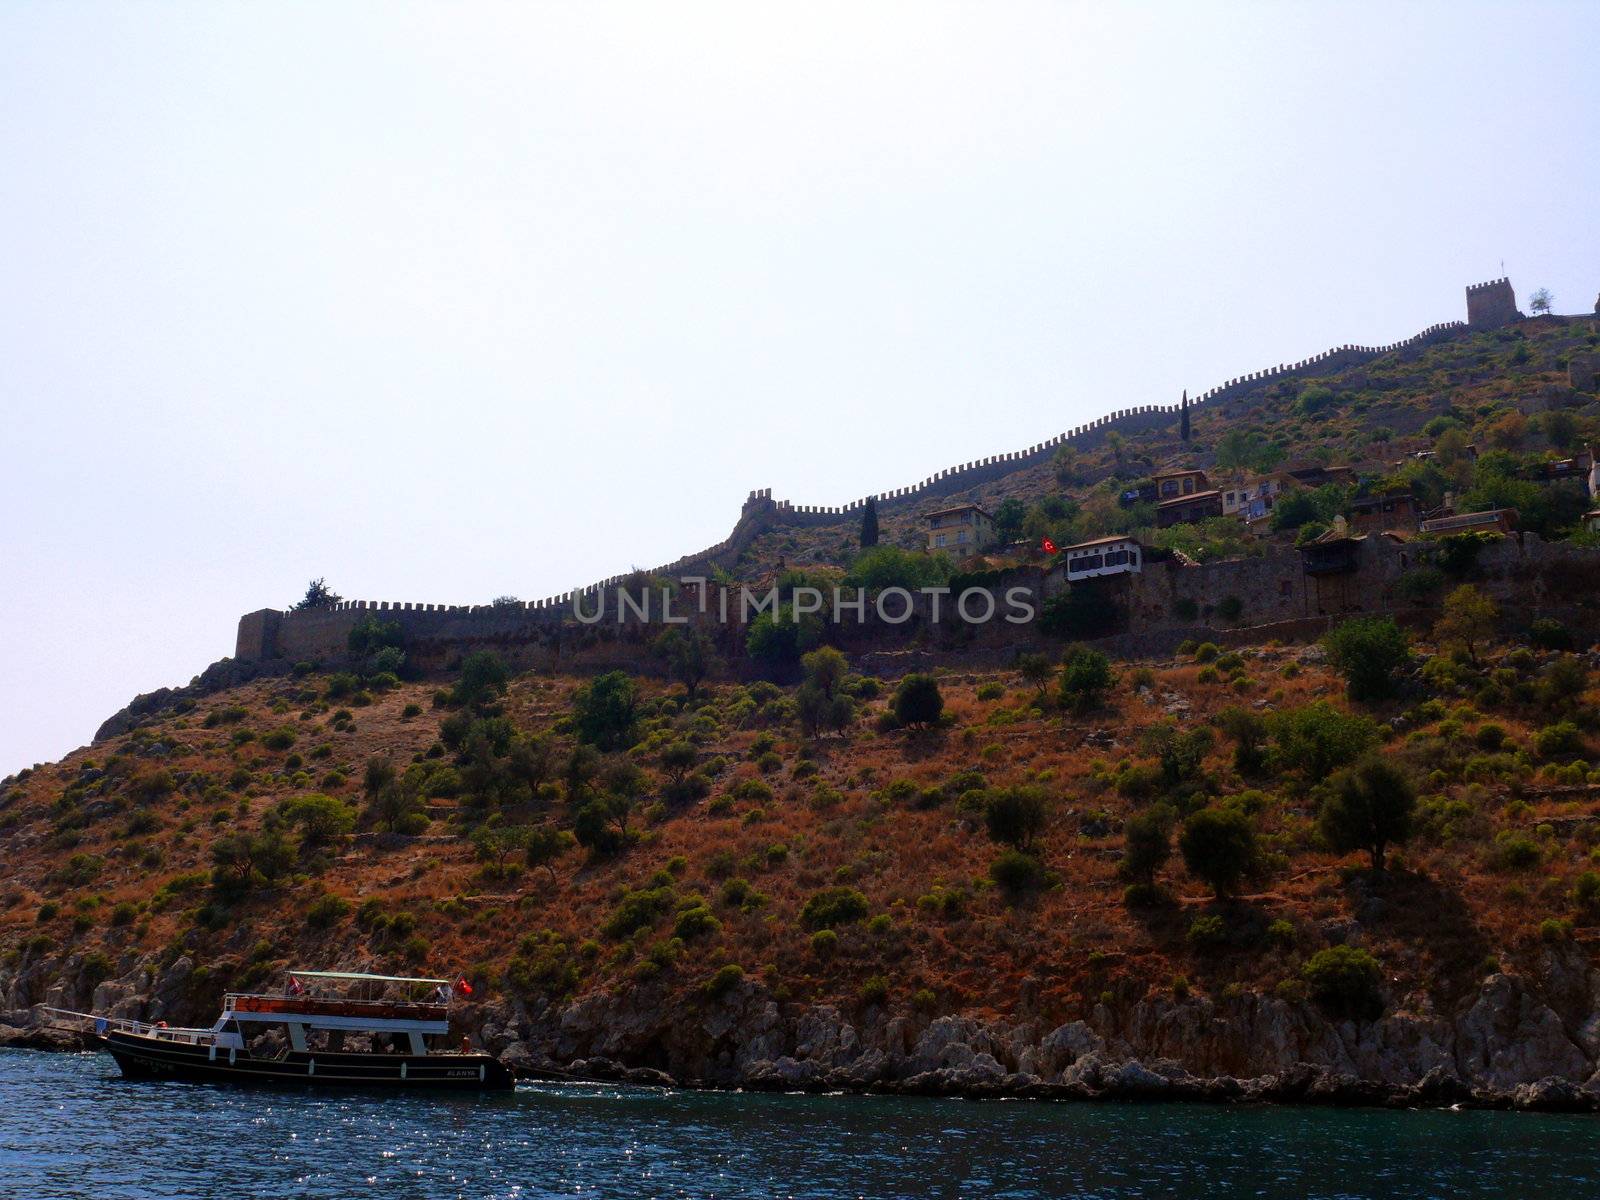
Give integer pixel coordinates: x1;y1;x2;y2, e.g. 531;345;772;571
456;976;473;996
1041;537;1058;554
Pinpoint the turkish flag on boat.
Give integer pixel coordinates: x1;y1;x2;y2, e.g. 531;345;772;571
1041;537;1058;554
456;976;473;996
288;975;304;995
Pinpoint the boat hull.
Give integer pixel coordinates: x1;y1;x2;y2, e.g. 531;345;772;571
100;1031;514;1091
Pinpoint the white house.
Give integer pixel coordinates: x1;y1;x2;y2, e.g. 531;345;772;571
1061;535;1143;581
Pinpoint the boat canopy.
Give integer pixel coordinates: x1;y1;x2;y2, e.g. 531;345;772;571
290;970;452;986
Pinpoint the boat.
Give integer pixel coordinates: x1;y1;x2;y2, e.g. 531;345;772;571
43;969;514;1091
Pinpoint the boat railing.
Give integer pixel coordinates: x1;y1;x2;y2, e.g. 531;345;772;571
223;992;448;1021
38;1007;214;1044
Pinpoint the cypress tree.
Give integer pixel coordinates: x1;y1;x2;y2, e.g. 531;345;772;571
860;496;880;548
1180;390;1191;442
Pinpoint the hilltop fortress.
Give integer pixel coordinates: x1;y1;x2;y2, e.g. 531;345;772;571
232;279;1591;676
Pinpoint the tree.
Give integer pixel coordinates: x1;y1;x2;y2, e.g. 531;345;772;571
363;757;426;833
1038;586;1121;639
745;606;824;673
1434;584;1497;664
1530;287;1553;317
472;823;531;878
524;825;567;886
211;829;296;891
454;650;510;708
573;671;639;751
1319;758;1416;877
291;578;343;611
657;741;709;807
1058;646;1115;715
1121;805;1174;887
893;674;944;728
654;627;716;699
1323;617;1410;702
1179;391;1190;442
1017;652;1054;703
279;793;356;846
860;496;880;548
982;786;1048;850
348;616;403;659
993;498;1027;544
1216;706;1268;775
1179;806;1259;898
573;798;629;857
844;545;952;591
1268;701;1380;780
1142;721;1213;789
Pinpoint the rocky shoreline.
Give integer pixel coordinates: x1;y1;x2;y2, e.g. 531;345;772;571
8;947;1600;1114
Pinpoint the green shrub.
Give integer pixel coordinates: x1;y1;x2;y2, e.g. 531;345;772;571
1186;914;1226;947
1301;946;1383;1019
893;674;944;728
1572;870;1600;912
1474;723;1507;751
800;886;870;930
1179;807;1258;898
989;849;1048;897
602;885;675;939
703;963;745;998
673;903;721;941
1194;642;1220;663
261;728;297;751
810;928;839;956
1323;617;1410;702
982;786;1048;850
1535;722;1584;759
1529;619;1573;651
1492;832;1541;871
859;974;890;1005
306;893;351;929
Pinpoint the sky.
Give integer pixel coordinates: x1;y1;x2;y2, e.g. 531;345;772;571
3;1;1599;772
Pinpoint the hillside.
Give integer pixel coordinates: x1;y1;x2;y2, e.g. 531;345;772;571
6;304;1600;1107
6;622;1600;1105
730;312;1600;575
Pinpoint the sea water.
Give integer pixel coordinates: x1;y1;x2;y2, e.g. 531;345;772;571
1;1048;1596;1198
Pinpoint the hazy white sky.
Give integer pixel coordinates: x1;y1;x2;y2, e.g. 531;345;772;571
3;1;1598;771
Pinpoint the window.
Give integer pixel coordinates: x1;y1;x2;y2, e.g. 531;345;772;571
935;534;946;548
956;530;968;544
1183;478;1195;494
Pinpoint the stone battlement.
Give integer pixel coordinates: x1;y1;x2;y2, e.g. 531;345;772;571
234;282;1537;663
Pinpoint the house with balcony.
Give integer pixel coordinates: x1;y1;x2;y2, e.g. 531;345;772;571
925;503;994;552
1156;489;1223;528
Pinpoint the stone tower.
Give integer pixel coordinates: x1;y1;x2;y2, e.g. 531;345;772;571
1465;278;1519;329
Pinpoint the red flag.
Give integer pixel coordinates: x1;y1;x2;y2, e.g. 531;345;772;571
456;975;473;996
1041;537;1058;554
288;975;304;995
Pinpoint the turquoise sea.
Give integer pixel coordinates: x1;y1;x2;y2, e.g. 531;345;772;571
1;1048;1595;1198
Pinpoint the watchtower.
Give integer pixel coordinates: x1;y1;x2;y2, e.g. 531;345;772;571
1465;278;1519;329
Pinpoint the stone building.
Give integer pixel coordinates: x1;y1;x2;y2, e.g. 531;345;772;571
925;503;994;552
1465;277;1520;329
